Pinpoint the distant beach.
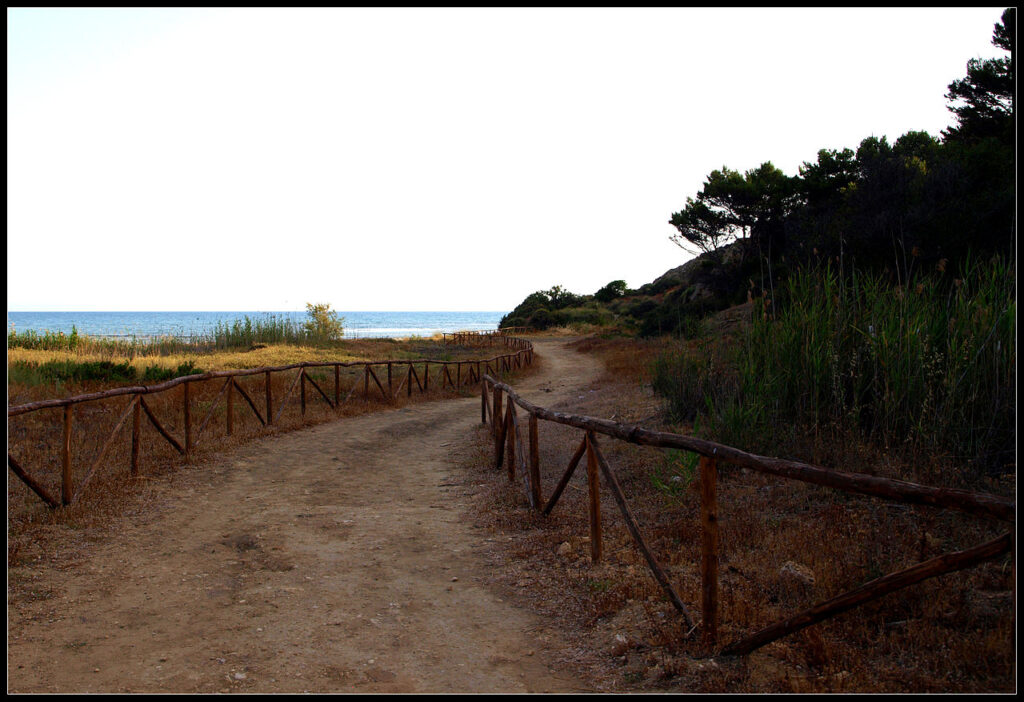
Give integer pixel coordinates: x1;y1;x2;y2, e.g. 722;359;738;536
6;311;505;340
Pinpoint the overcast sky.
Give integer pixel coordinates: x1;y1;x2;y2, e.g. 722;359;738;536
7;7;1008;311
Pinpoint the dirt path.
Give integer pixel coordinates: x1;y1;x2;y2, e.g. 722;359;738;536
7;339;602;693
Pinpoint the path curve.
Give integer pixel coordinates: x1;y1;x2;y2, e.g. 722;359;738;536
7;339;602;693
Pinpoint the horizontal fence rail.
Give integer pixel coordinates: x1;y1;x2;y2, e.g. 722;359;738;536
479;373;1014;657
8;334;534;509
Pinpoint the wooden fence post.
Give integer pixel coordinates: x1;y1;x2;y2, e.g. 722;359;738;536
506;404;515;482
700;455;719;645
529;412;541;509
364;364;369;399
300;368;307;416
585;431;603;563
226;379;234;436
494;389;506;469
62;404;73;505
183;381;192;461
407;364;413;398
424;362;430;392
481;381;488;424
334;364;340;407
387;362;393;399
131;395;141;475
493;386;503;440
265;371;273;426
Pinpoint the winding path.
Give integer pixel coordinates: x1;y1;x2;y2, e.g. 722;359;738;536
7;339;602;693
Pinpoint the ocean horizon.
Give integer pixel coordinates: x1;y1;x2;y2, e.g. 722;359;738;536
6;310;507;340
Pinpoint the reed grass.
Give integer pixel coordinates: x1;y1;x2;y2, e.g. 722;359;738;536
7;312;354;360
652;256;1015;478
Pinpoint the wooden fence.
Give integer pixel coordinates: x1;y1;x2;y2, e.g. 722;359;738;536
480;373;1015;657
441;328;530;347
7;334;534;510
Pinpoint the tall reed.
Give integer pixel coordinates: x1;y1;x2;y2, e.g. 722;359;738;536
8;313;348;358
652;256;1015;475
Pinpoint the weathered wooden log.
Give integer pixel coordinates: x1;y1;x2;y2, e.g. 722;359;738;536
588;434;694;626
542;436;588;516
62;405;73;505
493;386;503;441
481;377;1014;523
700;455;720;644
410;363;423;392
481;381;488;424
585;432;603;563
194;378;232;446
509;404;533;507
367;365;388;400
393;371;408;400
506;403;516;483
304;371;335;409
529;412;541;509
131;395;141;474
233;378;267;425
8;454;60;508
183;381;192;461
226;377;235;436
341;374;361;406
494;389;506;468
275;369;304;424
71;396;139;505
720;532;1013;657
139;396;185;455
265;370;273;426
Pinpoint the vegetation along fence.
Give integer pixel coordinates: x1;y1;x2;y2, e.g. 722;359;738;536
480;373;1014;657
7;331;533;509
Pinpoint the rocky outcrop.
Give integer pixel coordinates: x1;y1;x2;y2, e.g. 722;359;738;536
643;241;747;302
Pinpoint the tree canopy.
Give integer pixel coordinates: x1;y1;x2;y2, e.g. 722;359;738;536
668;8;1015;281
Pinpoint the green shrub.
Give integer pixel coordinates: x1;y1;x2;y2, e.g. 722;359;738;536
141;361;203;382
527;307;554;330
10;359;138;384
303;302;345;343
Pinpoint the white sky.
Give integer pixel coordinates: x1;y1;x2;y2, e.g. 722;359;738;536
7;7;1008;312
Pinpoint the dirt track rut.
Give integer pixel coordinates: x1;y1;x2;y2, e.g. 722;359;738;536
7;339;601;693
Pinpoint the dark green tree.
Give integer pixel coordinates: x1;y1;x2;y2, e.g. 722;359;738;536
943;8;1015;144
668;197;736;262
669;162;795;260
594;279;628;303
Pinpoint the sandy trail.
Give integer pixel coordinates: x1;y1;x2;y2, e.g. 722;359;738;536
7;339;601;693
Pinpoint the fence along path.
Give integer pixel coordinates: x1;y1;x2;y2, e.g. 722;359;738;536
479;371;1014;657
8;330;1014;659
7;330;533;509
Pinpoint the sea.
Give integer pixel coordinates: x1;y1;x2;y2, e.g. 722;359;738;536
6;311;506;341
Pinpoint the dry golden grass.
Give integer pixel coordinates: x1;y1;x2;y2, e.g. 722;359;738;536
462;333;1014;693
